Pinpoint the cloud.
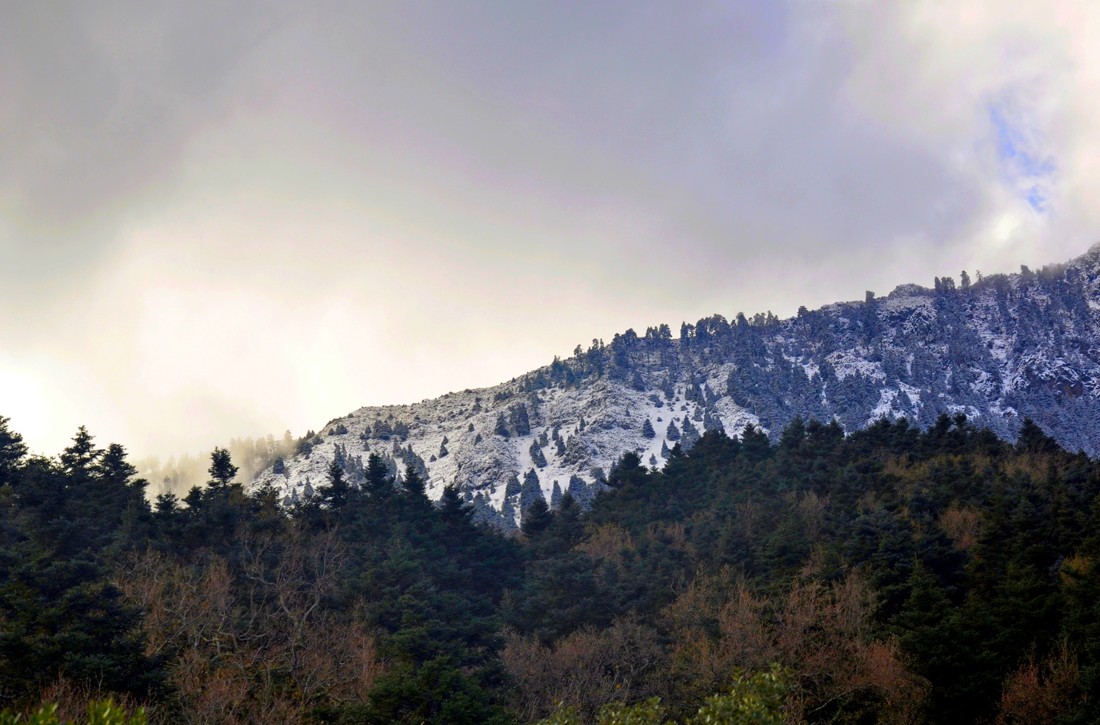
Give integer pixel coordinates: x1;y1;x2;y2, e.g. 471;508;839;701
2;0;1099;457
830;2;1100;260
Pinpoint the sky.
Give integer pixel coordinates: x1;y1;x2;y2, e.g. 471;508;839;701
2;1;1099;459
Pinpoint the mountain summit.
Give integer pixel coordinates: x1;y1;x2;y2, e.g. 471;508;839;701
254;245;1100;527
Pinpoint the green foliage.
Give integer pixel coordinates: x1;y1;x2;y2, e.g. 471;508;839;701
537;698;668;725
597;698;667;725
0;429;162;706
206;447;238;488
6;413;1100;722
0;700;145;725
687;665;788;725
536;669;786;725
535;706;583;725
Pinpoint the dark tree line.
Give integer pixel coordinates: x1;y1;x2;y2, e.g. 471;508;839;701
5;411;1100;722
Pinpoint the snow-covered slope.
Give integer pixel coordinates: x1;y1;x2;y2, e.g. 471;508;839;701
253;244;1100;527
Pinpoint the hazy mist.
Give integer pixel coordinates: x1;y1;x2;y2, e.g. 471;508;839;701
2;1;1098;460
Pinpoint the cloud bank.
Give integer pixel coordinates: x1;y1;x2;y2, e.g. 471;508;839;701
1;1;1098;457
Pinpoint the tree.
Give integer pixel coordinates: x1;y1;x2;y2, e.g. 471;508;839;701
438;485;472;526
318;458;349;510
1016;418;1059;455
510;404;532;436
607;452;646;489
0;416;27;486
519;470;545;516
402;463;427;498
641;419;655;439
529;440;548;469
207;447;238;489
522;499;553;539
365;453;393;499
60;427;100;480
687;664;788;725
0;699;148;725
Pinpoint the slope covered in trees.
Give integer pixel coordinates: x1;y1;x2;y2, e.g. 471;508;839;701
258;244;1100;527
4;412;1100;722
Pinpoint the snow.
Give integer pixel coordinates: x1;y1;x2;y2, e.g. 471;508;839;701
252;244;1100;515
825;348;885;381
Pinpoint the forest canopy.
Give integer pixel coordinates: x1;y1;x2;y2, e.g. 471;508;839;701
2;412;1099;723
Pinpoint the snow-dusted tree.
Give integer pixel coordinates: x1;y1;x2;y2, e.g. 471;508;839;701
499;496;519;532
681;418;701;451
704;407;725;435
529;439;547;468
510;404;532;436
519;469;544;515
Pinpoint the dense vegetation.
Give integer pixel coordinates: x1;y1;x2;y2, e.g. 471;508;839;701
3;411;1100;723
520;254;1100;457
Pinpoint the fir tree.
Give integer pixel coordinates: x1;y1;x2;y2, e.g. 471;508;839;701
207;447;238;488
529;439;548;468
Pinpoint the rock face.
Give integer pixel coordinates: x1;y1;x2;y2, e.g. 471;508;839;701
254;245;1100;527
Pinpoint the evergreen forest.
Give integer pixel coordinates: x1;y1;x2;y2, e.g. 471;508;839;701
3;412;1100;723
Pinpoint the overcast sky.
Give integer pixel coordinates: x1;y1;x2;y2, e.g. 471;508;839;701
2;1;1098;458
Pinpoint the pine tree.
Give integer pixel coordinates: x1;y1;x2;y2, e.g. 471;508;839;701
519;469;545;514
318;458;349;509
402;462;427;498
365;452;393;498
207;447;238;488
0;416;27;486
510;404;532;436
529;439;548;468
61;426;101;480
521;498;552;538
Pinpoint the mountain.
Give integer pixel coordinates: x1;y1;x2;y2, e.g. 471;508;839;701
253;244;1100;527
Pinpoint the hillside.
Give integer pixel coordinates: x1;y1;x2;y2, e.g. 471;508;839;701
6;405;1100;722
254;244;1100;525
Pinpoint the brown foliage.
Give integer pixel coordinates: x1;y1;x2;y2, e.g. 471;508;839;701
794;491;828;544
996;641;1081;724
575;523;635;565
32;678;147;723
501;617;665;723
663;571;927;724
939;505;983;551
117;533;384;724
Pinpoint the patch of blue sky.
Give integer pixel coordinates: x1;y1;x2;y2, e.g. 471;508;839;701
988;102;1055;214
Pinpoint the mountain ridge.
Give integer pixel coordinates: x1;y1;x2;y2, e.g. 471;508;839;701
253;243;1100;527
